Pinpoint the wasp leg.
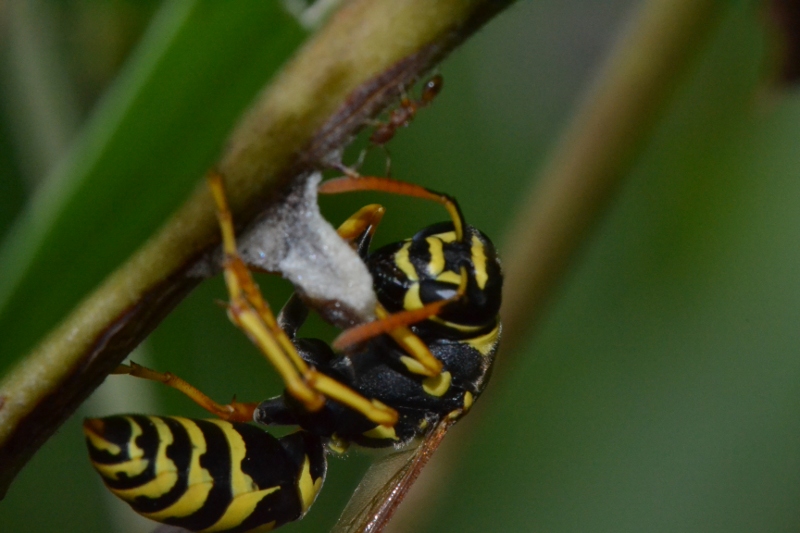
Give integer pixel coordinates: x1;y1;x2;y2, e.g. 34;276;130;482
253;396;298;426
326;196;470;377
331;305;445;378
319;175;465;242
328;160;362;179
334;203;385;258
209;171;324;412
381;144;393;177
112;362;258;422
274;296;400;428
208;172;398;427
328;203;441;375
276;292;309;340
332;269;466;379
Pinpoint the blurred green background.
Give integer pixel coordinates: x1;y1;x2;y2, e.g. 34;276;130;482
3;1;800;532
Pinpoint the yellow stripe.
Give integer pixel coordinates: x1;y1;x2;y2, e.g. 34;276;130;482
399;355;429;375
200;420;281;532
207;420;252;496
86;431;120;455
425;237;445;276
429;316;485;333
126;416;145;461
433;231;457;243
402;283;423;311
111;417;177;501
142;418;214;521
363;425;399;441
422;371;452;397
84;424;121;456
297;455;323;514
111;470;180;503
471;236;488;290
94;457;149;481
200;486;281;533
435;270;462;285
463;391;474;411
394;242;418;281
467;325;500;356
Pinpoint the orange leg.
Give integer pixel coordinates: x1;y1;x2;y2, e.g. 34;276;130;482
333;268;468;377
335;303;460;377
113;363;258;423
331;204;445;377
207;172;398;427
319;175;465;242
330;190;471;377
209;172;322;411
335;204;385;247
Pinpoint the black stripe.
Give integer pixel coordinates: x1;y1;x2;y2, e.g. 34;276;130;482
86;416;133;465
408;232;434;279
128;417;192;514
226;423;304;532
163;419;231;532
367;241;413;314
413;317;499;343
302;432;327;486
237;422;294;488
100;415;160;491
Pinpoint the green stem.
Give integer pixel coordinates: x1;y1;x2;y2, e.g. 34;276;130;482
0;0;513;499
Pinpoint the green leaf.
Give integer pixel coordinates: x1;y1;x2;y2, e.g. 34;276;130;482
0;1;305;373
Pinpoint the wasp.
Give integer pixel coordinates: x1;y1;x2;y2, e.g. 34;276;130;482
83;171;502;532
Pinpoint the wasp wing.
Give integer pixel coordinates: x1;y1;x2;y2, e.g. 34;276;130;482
331;415;457;533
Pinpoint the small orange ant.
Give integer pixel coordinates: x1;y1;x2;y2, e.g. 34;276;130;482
335;75;444;178
369;74;443;147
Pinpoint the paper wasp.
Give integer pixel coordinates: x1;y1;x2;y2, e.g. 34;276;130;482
84;75;501;530
83;170;501;532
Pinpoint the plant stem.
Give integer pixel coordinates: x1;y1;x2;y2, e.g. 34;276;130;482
0;0;514;498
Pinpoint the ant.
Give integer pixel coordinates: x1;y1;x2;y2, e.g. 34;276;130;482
370;74;443;147
342;74;443;178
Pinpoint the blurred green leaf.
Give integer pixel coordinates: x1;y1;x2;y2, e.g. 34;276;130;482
0;1;305;373
419;4;800;533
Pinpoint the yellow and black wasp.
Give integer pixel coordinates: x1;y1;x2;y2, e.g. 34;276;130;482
83;171;502;532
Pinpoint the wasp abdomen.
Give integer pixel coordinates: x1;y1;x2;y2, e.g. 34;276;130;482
84;415;326;533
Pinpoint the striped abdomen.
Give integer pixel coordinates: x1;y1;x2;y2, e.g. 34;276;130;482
84;415;326;533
